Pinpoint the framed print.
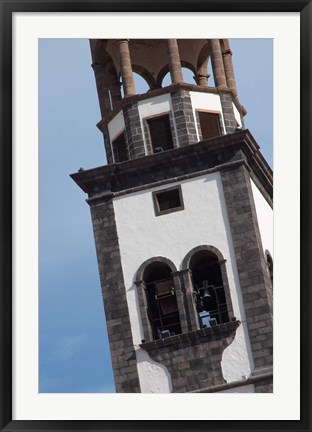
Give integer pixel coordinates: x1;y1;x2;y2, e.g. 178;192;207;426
1;1;311;431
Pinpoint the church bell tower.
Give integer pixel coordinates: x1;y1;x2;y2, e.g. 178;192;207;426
71;39;273;393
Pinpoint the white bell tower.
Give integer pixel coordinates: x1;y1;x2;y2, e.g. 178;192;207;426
71;39;273;393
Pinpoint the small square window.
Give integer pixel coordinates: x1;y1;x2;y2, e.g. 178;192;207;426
153;186;184;216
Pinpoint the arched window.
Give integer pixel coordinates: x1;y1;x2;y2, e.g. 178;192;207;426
189;250;230;327
133;72;150;94
143;261;181;340
161;66;197;87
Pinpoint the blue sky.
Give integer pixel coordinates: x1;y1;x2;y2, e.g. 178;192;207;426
39;38;272;393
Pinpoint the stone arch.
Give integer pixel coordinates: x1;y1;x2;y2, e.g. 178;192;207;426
90;39;109;63
135;256;186;342
181;244;225;270
135;256;177;283
180;61;196;75
197;42;210;75
180;62;197;85
132;64;157;91
156;64;171;88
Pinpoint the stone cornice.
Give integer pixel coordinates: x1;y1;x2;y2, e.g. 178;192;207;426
139;320;240;351
71;130;272;207
190;367;273;393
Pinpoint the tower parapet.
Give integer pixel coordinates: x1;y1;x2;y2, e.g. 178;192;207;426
90;39;246;164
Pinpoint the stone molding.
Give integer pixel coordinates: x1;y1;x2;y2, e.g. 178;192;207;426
71;130;272;208
191;367;273;393
139;320;240;351
96;83;247;131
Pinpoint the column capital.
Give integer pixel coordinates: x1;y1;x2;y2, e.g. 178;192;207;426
91;61;105;70
116;38;130;44
222;49;233;56
194;73;210;86
179;268;192;275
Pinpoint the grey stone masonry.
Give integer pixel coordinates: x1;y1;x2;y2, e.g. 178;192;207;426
140;321;240;393
89;196;141;393
254;379;273;393
171;89;198;147
123;102;145;160
220;92;237;133
71;130;273;393
220;164;273;372
102;126;113;165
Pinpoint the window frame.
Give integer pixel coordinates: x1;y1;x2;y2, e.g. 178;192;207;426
152;185;185;217
112;129;128;163
144;112;176;154
196;108;224;140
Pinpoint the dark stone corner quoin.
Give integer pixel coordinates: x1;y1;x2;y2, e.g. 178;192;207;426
70;129;273;206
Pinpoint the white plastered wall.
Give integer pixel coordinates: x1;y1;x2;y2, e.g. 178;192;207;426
113;172;254;392
107;110;125;141
107;111;125;162
251;180;273;257
189;91;226;139
233;103;242;127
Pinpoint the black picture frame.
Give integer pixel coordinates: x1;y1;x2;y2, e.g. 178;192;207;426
0;1;311;431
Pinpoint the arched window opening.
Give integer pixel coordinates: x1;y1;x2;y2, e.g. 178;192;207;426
133;72;150;94
161;71;172;87
181;67;196;85
161;67;197;87
143;262;181;339
190;250;229;327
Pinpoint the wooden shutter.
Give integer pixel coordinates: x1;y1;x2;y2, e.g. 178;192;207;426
148;115;174;152
198;111;221;140
113;133;128;162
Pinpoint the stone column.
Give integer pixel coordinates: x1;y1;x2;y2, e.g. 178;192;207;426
221;39;238;95
171;271;188;334
180;269;201;331
209;39;227;88
194;73;209;86
109;76;122;107
134;280;154;343
91;62;112;116
117;39;136;97
167;39;184;84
